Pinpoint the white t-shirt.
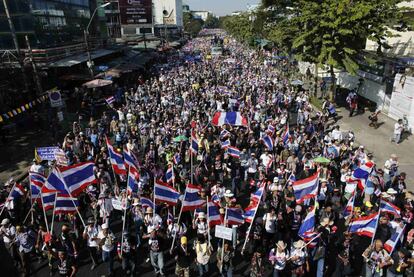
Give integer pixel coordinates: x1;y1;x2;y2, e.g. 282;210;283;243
394;123;403;135
260;154;272;167
263;213;277;233
98;231;115;252
84;225;100;247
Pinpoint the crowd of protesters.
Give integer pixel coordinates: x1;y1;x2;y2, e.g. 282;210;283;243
0;33;414;277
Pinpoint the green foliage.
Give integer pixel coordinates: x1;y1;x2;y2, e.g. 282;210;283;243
183;13;204;36
204;14;220;29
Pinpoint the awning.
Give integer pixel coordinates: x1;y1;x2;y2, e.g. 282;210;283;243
83;79;113;88
48;49;118;68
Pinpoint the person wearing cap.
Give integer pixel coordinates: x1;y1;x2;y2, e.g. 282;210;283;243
144;207;163;231
269;241;290;277
171;236;194;277
0;218;16;263
98;223;116;276
193;234;212;277
363;239;392;277
82;218;101;270
193;212;208;238
290;240;309;276
142;227;165;276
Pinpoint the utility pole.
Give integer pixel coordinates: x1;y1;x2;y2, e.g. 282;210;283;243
25;35;43;95
84;30;95;78
2;0;29;92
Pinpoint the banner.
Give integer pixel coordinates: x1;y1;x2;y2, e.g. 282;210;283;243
35;147;61;161
119;0;152;25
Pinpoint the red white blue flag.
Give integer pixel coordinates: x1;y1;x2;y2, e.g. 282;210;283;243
292;172;319;203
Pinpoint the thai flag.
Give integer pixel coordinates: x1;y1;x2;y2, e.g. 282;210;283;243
349;212;379;237
226;208;244;225
166;165;174;184
44;167;66;192
207;200;222;227
154;180;181;206
106;96;115;105
127;166;139;195
267;124;275;135
211;112;248;127
59;162;97;196
298;207;319;248
167;209;174;223
173;153;181;165
243;201;259;223
190;131;199;155
123;147;138;169
380;199;401;217
220;129;231;140
41;186;57;211
292;172;319;203
221;139;231;149
106;137;127;175
227;146;241;158
352;161;375;190
261;134;274;151
29;172;46;202
343;194;355;218
211;193;221;205
251;186;265;203
54;194;79;214
10;183;26;200
282;126;289;144
384;224;405;253
140;197;155;209
182;183;205;211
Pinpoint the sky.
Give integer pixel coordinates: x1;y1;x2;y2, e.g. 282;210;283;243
184;0;261;16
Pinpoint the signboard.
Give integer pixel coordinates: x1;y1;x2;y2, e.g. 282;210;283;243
163;9;176;25
35;147;60;161
49;90;63;107
215;225;233;241
111;198;128;211
119;0;152;25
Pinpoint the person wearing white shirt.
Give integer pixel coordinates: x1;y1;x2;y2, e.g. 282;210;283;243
260;151;273;168
98;223;116;275
392;119;404;144
263;208;277;244
331;126;343;141
83;218;101;269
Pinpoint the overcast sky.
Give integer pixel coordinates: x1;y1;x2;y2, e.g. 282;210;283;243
184;0;261;16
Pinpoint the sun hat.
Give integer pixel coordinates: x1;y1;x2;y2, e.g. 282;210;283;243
145;207;154;214
276;241;287;250
197;212;206;219
224;190;234;197
387;188;398;195
293;240;306;249
1;218;10;225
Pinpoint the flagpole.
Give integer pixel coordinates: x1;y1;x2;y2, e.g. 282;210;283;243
172;163;176;217
241;188;264;254
153;177;156;223
23;198;38;224
50;192;57;234
37;192;50;233
57;168;86;228
170;183;188;252
206;196;211;247
371;212;381;244
0;182;16;217
220;205;228;273
120;195;128;258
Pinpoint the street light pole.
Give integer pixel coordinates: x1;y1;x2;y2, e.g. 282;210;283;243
84;2;111;78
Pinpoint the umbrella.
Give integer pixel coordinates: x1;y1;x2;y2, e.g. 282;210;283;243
83;79;113;89
291;80;304;86
173;135;188;142
313;156;331;163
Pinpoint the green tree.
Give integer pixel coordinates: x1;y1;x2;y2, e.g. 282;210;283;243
183;13;204;36
204;14;220;28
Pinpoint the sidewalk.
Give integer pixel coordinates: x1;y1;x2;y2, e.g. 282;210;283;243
336;108;414;189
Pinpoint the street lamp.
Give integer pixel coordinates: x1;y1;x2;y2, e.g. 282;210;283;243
84;2;111;78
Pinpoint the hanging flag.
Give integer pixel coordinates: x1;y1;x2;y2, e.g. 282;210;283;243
211;112;248;127
154;180;181;206
343;194;355;218
292;172;319;203
220;129;231;140
227;146;241;159
298;207;319;248
261;134;274;151
380;199;401;217
54;194;79;214
207;200;222;227
173;153;181;165
58;162;97;196
243;201;259;223
182;183;205;211
140;197;155;209
351;161;375;190
41;187;57;211
106;96;115;105
349;212;379;237
282;125;290;144
123;147;138;169
106;137;127;175
384;224;405;253
127;166;139;195
29;172;46;203
166;165;174;184
10;183;26;200
226;207;244;225
190;131;199;154
221;139;231;149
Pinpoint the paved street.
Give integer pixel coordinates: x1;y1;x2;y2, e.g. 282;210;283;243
335;107;414;189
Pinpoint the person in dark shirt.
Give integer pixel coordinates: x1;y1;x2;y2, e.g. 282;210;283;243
387;248;411;276
49;250;76;277
375;216;392;243
171;236;194;277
